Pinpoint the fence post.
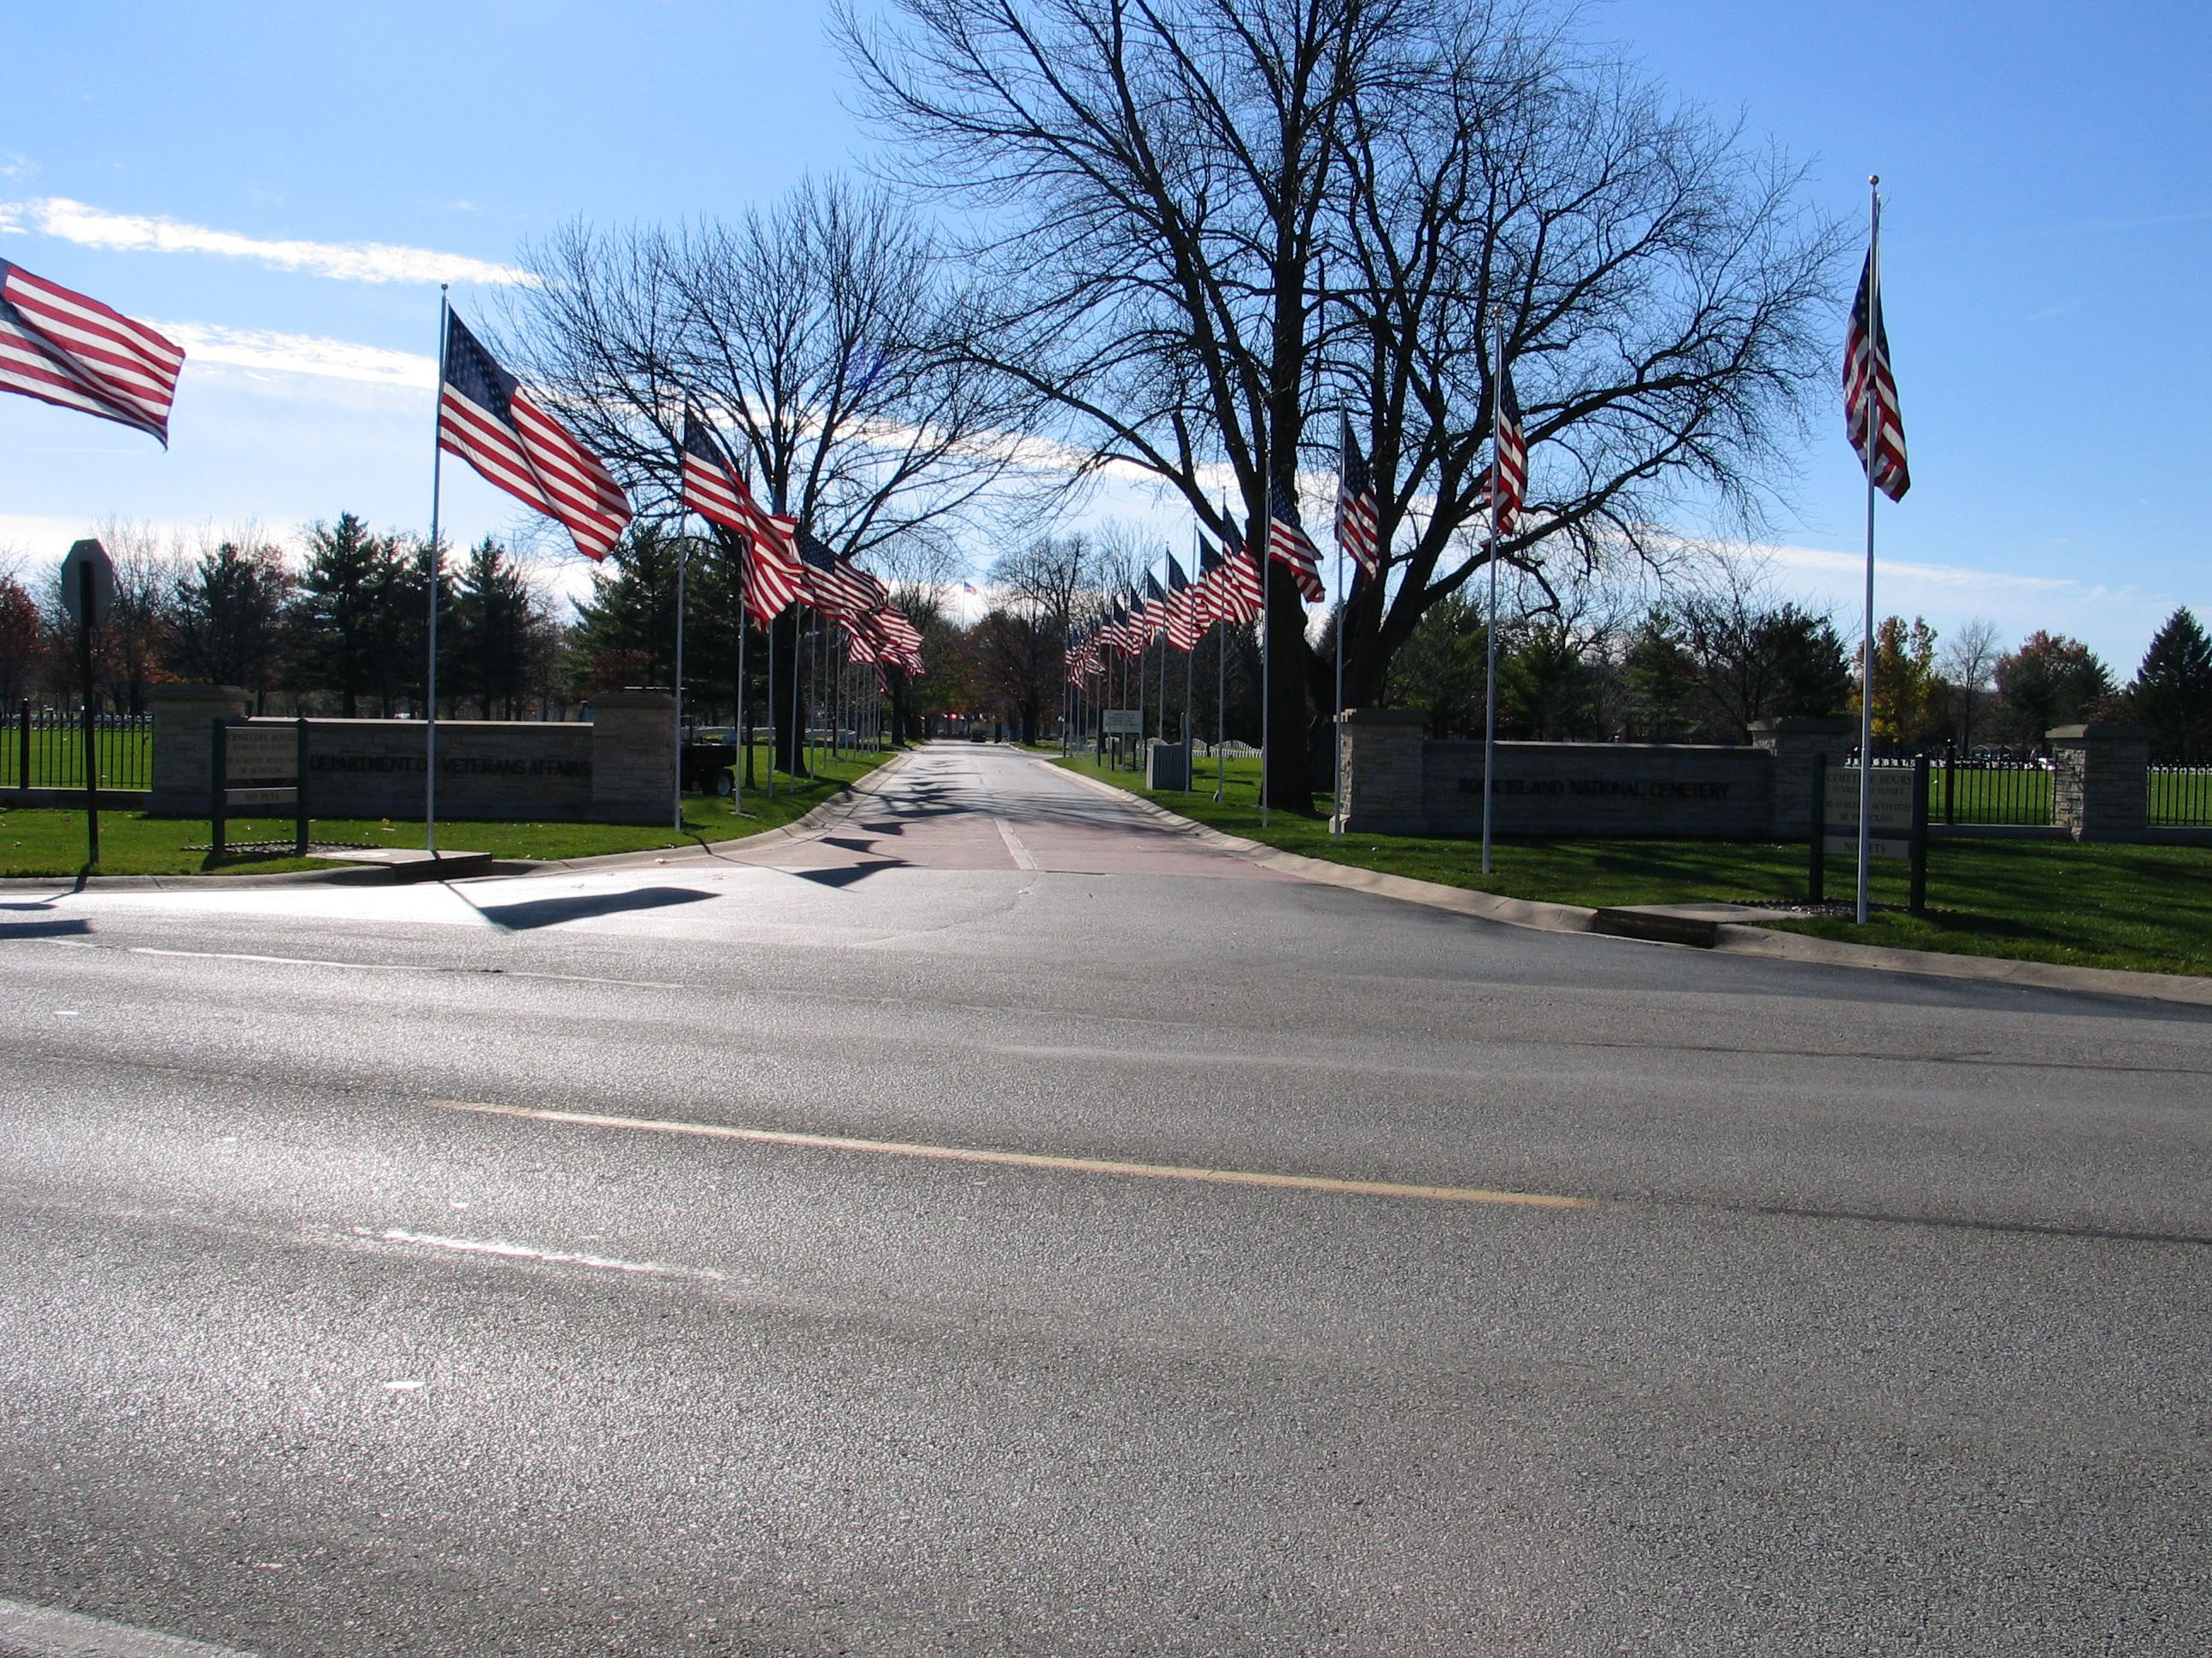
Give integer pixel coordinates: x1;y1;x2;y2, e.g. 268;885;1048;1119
1943;740;1956;827
14;701;25;793
1909;754;1930;916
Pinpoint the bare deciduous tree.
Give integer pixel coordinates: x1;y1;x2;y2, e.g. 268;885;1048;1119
841;0;1841;808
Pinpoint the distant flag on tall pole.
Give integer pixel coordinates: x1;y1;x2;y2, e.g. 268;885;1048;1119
0;261;185;444
1163;554;1201;653
1143;570;1170;641
1334;417;1380;580
1844;232;1910;503
679;409;749;535
1491;363;1527;535
1845;175;1907;927
1267;479;1327;603
1214;514;1264;624
438;311;630;560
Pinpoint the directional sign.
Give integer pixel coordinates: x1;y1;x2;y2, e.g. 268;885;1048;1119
59;538;115;626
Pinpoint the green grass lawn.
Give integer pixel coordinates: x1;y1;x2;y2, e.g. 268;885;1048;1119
1055;750;2212;979
0;744;891;877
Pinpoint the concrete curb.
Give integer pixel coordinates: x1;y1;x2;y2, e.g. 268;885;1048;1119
0;752;913;893
1044;757;2212;1011
497;749;916;877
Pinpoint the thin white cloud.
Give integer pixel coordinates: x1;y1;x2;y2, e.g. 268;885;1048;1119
0;197;527;285
154;321;435;390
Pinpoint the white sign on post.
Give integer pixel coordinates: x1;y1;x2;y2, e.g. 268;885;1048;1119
1101;708;1144;736
1823;766;1915;859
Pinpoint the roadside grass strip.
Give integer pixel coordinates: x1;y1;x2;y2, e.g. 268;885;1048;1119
429;1098;1598;1212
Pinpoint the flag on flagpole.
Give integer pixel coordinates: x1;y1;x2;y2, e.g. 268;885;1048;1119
1214;516;1264;624
0;261;185;444
684;416;803;617
1189;541;1221;629
1267;479;1327;603
1164;555;1201;652
1491;364;1527;535
1335;417;1380;580
679;409;750;535
438;312;630;560
1143;570;1170;640
1844;250;1910;502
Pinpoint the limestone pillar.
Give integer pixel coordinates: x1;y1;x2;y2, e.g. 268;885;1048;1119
2048;723;2150;841
590;691;678;824
1333;708;1430;835
147;684;250;814
1749;716;1856;838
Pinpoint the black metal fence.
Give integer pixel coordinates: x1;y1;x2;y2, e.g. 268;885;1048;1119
2149;766;2212;827
1933;748;2054;826
3;703;155;791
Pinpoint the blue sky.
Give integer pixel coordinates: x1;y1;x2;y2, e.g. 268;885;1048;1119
2;1;2204;673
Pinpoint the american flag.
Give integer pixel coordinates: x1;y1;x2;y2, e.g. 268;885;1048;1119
1188;541;1221;630
679;409;747;534
748;509;805;619
1335;417;1381;579
841;553;889;613
1844;249;1909;502
679;409;802;616
1491;364;1526;536
1210;517;1264;625
1163;555;1201;653
438;312;630;561
1142;572;1170;641
0;261;185;445
795;529;868;622
1267;479;1327;603
874;607;925;673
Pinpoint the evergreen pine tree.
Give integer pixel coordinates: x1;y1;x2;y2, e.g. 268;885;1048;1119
169;539;292;710
2131;607;2212;761
449;539;556;718
291;513;403;717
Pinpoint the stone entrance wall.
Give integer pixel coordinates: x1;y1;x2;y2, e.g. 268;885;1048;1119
1334;709;1851;838
147;685;676;824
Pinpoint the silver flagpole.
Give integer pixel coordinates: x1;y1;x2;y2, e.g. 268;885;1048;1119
672;518;687;831
425;285;449;859
1184;537;1196;793
735;573;748;814
1856;176;1882;926
1215;553;1227;801
1259;432;1271;828
1332;499;1345;836
1481;311;1503;878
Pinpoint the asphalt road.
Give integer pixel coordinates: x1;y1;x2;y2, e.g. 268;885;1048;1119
3;743;2207;1655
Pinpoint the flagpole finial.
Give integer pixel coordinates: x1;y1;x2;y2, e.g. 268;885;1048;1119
1868;174;1880;186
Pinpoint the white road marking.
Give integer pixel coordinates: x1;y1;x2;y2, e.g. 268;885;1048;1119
432;1099;1597;1211
993;817;1039;870
0;1595;258;1657
39;939;681;991
127;946;418;971
357;1226;725;1282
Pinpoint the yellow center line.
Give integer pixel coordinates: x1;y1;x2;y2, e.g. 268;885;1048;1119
427;1098;1598;1211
